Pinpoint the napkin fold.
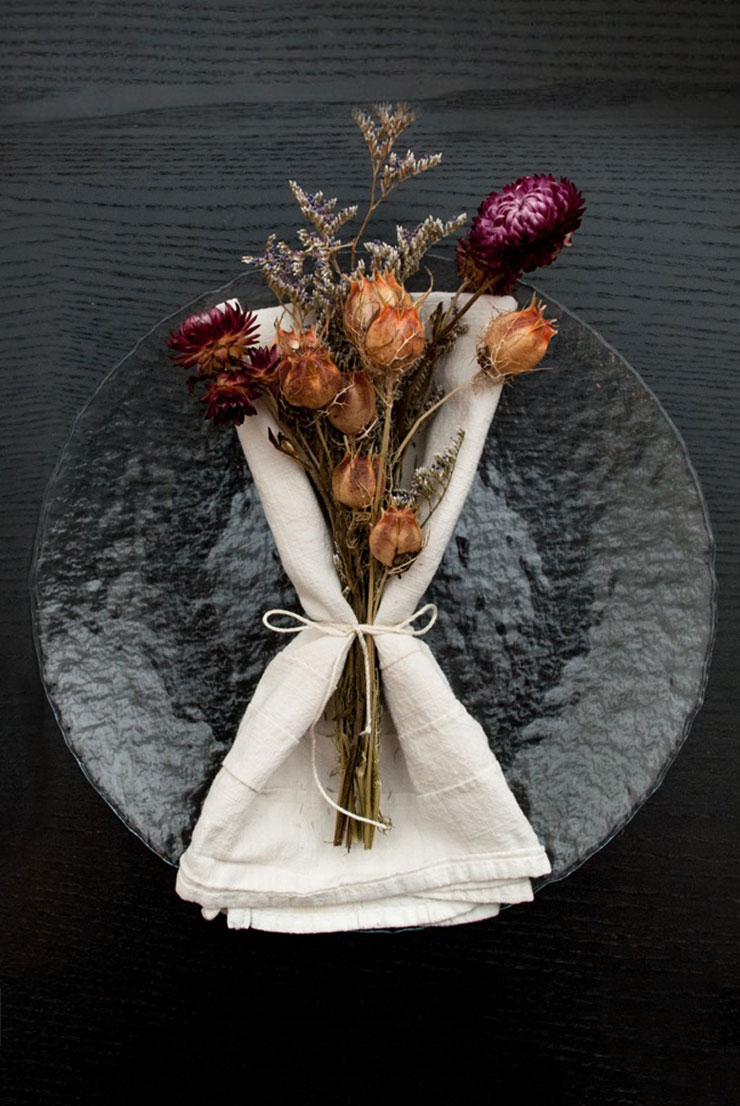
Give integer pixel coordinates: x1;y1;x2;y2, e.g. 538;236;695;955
176;292;551;932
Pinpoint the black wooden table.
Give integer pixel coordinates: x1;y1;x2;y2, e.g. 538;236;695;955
2;3;738;1102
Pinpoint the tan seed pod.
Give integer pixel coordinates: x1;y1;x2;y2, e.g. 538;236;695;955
331;453;381;510
369;505;423;567
326;371;377;435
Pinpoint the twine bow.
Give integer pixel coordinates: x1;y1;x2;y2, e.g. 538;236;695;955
262;603;438;832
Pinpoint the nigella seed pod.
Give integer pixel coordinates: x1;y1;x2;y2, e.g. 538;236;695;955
326;371;377;435
331;453;380;510
362;304;426;379
369;506;423;567
276;326;342;409
480;293;558;379
343;271;412;347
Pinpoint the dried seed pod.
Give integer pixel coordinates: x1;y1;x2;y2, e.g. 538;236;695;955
362;304;426;380
343;271;412;346
326;371;377;435
276;325;343;409
331;453;381;509
369;505;423;567
480;293;558;379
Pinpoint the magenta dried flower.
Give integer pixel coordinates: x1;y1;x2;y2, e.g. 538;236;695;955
200;369;260;425
246;344;281;388
167;302;260;376
457;174;585;292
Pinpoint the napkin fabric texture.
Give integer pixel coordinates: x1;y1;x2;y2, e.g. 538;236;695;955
176;292;551;932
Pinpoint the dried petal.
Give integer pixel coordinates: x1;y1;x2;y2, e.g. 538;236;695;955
246;344;281;388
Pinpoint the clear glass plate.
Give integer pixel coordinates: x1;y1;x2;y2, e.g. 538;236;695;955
30;256;716;887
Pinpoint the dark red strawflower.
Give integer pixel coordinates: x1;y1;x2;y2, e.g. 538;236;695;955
200;369;260;425
246;344;281;387
457;174;585;293
167;302;260;376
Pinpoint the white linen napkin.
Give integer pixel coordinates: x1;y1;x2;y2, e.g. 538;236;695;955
175;291;551;932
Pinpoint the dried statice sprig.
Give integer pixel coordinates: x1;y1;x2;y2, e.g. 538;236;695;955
353;104;442;200
349;103;446;269
395;303;469;442
243;101;460;323
380;149;443;197
352;102;417;163
408;427;466;519
289;181;358;240
422;385;447;413
295;226;346;324
389;488;416;510
364;213;468;281
242;234;309;307
244;223;346;327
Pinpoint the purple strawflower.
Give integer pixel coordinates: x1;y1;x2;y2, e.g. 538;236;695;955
246;344;281;387
167;302;260;376
200;369;260;425
457;174;586;293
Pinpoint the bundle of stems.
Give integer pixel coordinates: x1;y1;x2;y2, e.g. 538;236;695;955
260;292;496;849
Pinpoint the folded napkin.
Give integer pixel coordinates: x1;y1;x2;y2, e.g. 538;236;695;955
176;291;551;932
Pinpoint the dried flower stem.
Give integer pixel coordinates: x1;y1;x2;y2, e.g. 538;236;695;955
392;383;466;463
349;163;383;272
332;387;394;849
432;271;503;348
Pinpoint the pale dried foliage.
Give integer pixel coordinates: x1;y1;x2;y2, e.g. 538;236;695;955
243;101;465;320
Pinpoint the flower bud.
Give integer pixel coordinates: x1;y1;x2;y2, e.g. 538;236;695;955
369;505;423;567
343;271;412;346
363;304;426;379
200;368;259;425
480;293;557;379
326;371;377;435
276;326;342;409
245;344;281;390
331;453;381;510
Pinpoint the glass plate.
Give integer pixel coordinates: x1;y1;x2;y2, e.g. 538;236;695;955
30;256;716;886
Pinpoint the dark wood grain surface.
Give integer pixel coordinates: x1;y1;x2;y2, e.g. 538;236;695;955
1;3;739;1102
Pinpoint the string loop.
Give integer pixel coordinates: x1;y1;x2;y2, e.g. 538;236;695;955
262;603;438;832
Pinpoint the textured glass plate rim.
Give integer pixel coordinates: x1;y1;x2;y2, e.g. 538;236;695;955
29;262;718;895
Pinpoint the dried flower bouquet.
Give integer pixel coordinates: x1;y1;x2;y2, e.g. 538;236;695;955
168;103;585;853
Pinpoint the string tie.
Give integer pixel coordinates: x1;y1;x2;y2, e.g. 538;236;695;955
262;603;438;832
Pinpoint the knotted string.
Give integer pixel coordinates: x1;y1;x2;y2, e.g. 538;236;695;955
262;603;438;832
